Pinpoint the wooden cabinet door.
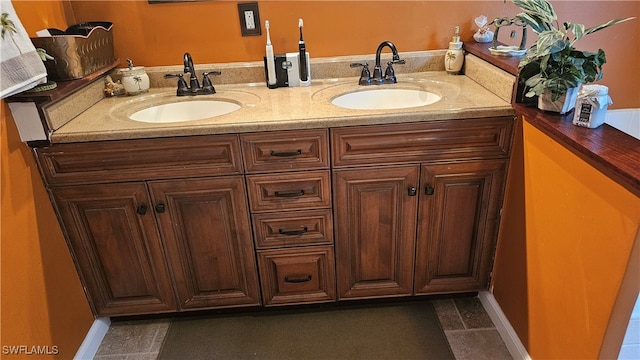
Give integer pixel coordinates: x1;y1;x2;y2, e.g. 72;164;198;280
149;176;261;309
334;166;419;299
52;183;177;317
414;160;507;294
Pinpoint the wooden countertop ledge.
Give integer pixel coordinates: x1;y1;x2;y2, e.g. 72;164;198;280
464;42;640;197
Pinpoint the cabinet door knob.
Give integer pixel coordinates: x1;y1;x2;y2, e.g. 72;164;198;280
270;149;302;157
154;203;166;213
425;186;435;195
136;205;148;215
408;186;417;196
284;275;312;283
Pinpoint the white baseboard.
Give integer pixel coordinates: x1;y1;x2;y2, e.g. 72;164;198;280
74;317;110;360
479;291;531;360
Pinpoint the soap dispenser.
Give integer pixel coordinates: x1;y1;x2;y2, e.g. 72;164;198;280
444;26;464;75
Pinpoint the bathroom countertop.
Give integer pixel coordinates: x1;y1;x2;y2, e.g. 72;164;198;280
51;71;514;143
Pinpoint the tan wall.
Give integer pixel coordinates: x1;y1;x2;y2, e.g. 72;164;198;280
0;1;94;359
494;120;640;358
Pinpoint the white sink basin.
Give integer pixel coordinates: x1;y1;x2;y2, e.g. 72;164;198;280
331;89;441;110
129;100;241;123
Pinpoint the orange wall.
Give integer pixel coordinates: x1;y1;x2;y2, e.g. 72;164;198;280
61;1;639;108
0;1;94;359
494;120;640;358
2;1;639;358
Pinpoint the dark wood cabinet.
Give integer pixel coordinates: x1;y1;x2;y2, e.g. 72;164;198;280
242;129;336;306
333;166;418;299
149;177;261;310
39;135;260;316
414;160;507;294
52;182;177;317
38;118;513;316
331;117;513;299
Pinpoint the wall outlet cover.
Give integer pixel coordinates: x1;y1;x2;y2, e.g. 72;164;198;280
238;2;261;36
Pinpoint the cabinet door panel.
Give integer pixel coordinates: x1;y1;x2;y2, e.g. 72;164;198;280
52;183;177;316
150;176;261;309
334;166;419;299
415;160;507;294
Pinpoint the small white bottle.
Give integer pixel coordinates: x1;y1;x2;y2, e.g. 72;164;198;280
445;26;464;75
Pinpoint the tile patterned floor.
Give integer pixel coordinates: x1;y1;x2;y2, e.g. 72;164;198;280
95;296;513;360
432;297;513;360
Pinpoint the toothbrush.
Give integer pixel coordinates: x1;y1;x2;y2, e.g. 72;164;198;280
298;18;308;82
265;20;277;86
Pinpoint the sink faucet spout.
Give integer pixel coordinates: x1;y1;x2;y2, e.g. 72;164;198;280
183;52;200;92
372;41;404;85
375;41;400;69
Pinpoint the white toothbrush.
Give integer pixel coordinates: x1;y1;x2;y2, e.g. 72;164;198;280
265;20;277;86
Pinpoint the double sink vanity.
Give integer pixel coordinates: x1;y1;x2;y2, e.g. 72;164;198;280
27;50;517;317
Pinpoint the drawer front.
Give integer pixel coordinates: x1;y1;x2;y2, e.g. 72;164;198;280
36;134;243;185
246;170;331;212
257;246;336;306
241;129;330;173
331;117;514;167
253;209;333;249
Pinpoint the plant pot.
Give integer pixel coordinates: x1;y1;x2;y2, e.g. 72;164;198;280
538;86;580;114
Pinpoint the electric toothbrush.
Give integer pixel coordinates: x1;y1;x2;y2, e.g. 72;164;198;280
298;18;308;82
265;20;277;86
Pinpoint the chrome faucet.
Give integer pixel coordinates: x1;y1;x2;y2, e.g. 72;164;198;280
351;41;405;86
164;52;219;96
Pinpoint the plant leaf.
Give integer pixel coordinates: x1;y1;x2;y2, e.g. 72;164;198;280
534;30;566;57
513;0;557;23
512;0;557;33
564;22;585;42
584;17;635;36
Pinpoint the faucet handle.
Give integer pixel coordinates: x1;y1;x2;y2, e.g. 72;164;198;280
165;73;189;96
384;60;405;84
350;62;371;86
201;71;221;94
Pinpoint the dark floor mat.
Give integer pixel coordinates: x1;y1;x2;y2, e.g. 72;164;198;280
158;301;455;360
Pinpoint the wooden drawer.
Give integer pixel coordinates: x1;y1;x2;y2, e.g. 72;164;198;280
253;209;333;249
257;246;336;306
246;170;331;212
36;134;243;185
241;129;329;173
331;117;514;168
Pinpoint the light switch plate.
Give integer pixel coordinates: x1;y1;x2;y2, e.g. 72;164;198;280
238;2;261;36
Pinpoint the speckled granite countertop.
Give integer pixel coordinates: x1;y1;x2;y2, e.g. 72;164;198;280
50;52;516;143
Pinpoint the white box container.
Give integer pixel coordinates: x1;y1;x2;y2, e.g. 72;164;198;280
572;84;612;129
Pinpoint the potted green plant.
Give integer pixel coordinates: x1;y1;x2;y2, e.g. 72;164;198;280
512;0;634;113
